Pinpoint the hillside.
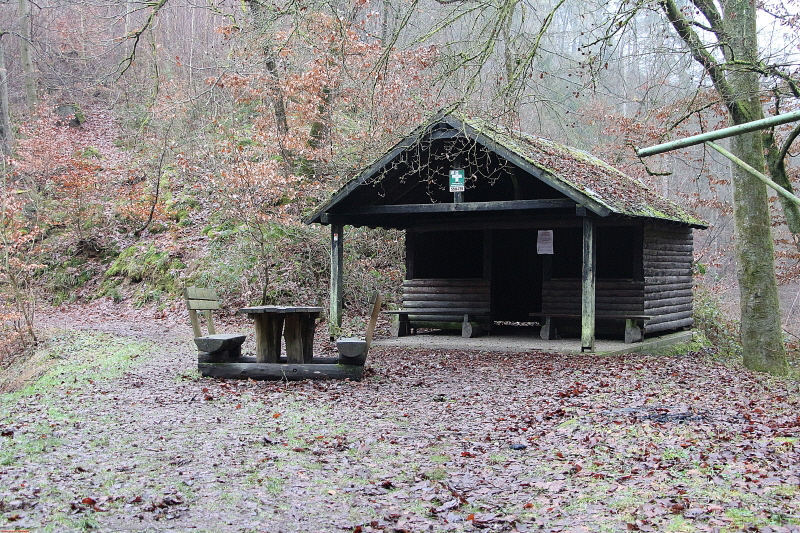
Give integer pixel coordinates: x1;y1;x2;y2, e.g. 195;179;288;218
0;100;409;369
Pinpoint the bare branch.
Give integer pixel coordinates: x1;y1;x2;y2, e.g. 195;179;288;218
689;0;727;46
658;0;735;107
118;0;170;78
778;122;800;170
501;0;568;97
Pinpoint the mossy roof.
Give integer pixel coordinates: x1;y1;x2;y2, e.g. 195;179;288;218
306;112;706;228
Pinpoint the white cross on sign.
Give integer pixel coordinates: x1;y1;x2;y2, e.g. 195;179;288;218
449;169;465;192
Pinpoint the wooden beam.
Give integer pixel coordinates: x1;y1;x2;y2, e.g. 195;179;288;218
406;230;416;279
410;217;585;233
581;216;596;352
330;198;575;217
330;224;344;335
482;229;492;281
198;362;365;381
484;229;495;317
636;109;800;157
330;208;648;232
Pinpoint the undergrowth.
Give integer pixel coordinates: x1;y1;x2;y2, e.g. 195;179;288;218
692;286;742;360
187;220;404;320
0;327;34;372
98;243;187;306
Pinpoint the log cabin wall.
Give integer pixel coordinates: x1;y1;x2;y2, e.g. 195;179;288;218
541;279;645;316
642;222;694;334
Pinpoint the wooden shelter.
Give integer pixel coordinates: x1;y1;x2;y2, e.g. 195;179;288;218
306;113;706;351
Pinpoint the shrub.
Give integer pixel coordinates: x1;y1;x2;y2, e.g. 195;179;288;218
692;286;742;359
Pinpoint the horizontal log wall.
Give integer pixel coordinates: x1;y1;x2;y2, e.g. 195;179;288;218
402;278;492;330
542;279;645;315
643;223;694;334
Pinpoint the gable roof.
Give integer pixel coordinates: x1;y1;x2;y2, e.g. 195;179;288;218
306;112;706;229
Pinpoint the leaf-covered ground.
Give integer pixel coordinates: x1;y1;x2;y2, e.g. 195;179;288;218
2;308;800;532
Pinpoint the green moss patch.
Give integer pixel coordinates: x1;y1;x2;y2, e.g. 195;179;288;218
99;243;186;305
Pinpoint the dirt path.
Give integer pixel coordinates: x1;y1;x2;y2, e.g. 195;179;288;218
2;303;800;532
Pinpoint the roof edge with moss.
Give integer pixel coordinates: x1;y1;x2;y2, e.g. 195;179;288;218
306;112;707;229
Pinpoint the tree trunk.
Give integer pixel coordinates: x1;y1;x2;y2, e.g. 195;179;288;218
659;0;788;374
248;0;293;172
730;126;787;374
18;0;36;111
723;0;788;374
0;33;14;155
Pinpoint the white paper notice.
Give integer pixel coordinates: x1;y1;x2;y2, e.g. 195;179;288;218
537;230;554;254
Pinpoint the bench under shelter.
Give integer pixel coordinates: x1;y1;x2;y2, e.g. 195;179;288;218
306;112;707;352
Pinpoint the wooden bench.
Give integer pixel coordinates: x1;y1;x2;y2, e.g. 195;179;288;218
336;292;382;366
386;278;491;338
185;287;246;362
530;313;653;343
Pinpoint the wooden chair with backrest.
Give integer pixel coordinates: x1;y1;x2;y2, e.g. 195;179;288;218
184;287;246;361
336;291;382;366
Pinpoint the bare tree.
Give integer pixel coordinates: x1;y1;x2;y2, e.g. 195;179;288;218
0;32;13;155
18;0;35;110
653;0;790;373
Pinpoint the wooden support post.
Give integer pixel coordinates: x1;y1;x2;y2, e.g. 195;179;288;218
483;229;492;281
542;254;553;282
540;316;552;341
330;223;344;336
299;312;318;363
483;229;492;334
581;216;596;352
203;310;216;335
188;309;202;339
405;230;415;280
390;312;409;337
632;224;644;281
461;314;483;338
624;319;643;344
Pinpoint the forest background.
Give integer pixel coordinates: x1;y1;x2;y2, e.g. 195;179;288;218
1;0;799;371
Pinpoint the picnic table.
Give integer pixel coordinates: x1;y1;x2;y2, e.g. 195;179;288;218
239;306;322;364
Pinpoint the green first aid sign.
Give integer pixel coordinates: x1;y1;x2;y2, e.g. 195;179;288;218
449;169;465;192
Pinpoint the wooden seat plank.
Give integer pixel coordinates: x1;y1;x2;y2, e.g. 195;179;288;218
185;287;246;361
388;279;491;338
529;312;654;343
